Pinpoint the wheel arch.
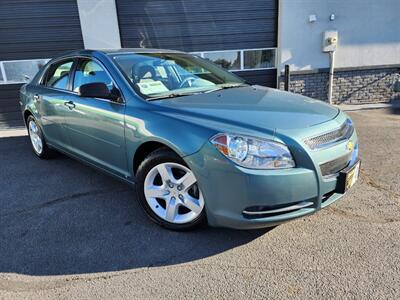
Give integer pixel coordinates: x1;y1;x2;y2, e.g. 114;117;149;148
124;106;215;179
132;140;183;176
23;109;34;126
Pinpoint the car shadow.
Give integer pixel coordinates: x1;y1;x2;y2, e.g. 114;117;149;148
389;106;400;115
0;136;271;276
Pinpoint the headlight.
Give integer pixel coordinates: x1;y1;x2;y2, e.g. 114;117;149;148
210;133;295;169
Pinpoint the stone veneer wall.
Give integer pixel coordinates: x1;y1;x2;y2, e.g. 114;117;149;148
279;66;400;104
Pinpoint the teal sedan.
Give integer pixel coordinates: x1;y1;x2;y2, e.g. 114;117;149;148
20;49;360;230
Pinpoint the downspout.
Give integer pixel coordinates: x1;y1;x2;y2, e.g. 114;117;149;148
328;50;335;104
276;0;283;89
323;31;338;104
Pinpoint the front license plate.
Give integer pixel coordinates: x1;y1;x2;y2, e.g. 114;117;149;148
336;160;361;194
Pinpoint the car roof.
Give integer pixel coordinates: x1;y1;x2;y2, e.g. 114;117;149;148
104;48;186;55
59;48;186;58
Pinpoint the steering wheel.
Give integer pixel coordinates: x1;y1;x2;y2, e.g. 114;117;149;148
179;76;197;88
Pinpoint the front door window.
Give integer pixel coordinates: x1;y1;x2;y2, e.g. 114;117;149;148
73;59;113;93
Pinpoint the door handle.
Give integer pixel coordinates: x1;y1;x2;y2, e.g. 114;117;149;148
64;101;76;110
33;94;40;103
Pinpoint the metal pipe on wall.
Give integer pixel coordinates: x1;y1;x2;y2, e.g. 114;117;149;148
284;64;290;91
328;51;335;104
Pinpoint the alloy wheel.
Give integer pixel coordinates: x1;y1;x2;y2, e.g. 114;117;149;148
28;120;43;155
144;162;204;224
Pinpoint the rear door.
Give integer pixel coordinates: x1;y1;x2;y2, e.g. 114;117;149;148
35;59;75;148
63;58;128;177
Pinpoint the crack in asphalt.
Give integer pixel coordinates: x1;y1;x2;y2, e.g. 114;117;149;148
0;261;328;293
0;271;127;293
326;206;400;224
0;188;131;218
325;170;400;224
145;240;204;268
361;170;400;201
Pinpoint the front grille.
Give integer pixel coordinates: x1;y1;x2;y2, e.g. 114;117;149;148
243;201;314;219
304;119;354;150
321;191;335;204
320;154;351;176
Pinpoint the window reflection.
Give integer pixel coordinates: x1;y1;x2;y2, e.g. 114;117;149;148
4;60;48;82
203;51;241;70
244;49;275;69
196;49;276;71
45;60;74;90
1;59;48;83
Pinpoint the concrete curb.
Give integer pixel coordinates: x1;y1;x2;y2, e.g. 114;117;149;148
0;128;27;138
336;101;400;112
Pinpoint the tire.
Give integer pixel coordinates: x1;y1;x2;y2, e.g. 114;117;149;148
26;115;55;159
136;148;207;231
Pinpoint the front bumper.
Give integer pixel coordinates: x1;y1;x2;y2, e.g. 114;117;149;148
184;117;359;229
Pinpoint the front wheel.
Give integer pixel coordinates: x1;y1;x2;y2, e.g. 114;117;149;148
136;148;206;230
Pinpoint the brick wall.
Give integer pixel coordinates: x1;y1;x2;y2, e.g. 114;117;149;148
279;66;400;104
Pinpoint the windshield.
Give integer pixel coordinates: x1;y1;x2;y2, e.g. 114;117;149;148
111;52;246;100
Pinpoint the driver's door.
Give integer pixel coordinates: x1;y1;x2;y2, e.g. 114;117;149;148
63;58;128;177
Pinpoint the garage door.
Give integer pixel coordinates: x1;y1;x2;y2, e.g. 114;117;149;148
0;0;84;128
0;0;83;60
116;0;278;87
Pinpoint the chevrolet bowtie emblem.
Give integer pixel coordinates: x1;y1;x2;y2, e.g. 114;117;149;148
347;141;354;151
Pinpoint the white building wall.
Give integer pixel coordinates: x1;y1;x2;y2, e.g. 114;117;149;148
77;0;121;49
278;0;400;71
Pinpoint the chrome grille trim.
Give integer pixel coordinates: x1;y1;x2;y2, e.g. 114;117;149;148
304;119;354;150
320;153;351;177
243;201;314;216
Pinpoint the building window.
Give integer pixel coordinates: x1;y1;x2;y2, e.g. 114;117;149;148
244;49;275;69
0;59;49;84
0;49;276;85
194;48;276;72
203;51;241;71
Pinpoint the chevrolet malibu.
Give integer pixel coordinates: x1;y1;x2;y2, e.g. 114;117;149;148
20;49;360;230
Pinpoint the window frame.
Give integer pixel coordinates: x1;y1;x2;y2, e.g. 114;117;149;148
0;63;6;83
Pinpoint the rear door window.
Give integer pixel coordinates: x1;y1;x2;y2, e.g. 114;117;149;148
44;60;74;90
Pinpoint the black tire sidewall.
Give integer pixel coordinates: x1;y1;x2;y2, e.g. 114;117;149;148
136;148;206;231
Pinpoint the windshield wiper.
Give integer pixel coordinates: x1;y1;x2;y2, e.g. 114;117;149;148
147;83;249;100
147;92;199;101
204;83;249;94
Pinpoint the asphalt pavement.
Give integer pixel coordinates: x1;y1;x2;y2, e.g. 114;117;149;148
0;108;399;299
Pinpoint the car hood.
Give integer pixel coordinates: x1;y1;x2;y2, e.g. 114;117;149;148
153;85;339;132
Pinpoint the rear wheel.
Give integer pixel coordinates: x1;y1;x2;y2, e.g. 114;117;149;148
136;148;206;230
27;115;54;159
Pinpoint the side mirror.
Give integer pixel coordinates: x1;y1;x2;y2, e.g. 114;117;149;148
78;82;123;103
78;82;110;99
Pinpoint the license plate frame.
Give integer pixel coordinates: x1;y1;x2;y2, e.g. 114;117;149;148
336;160;361;194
